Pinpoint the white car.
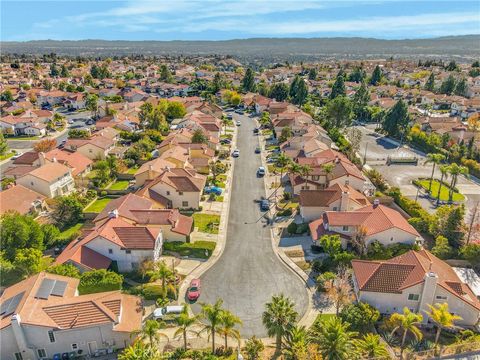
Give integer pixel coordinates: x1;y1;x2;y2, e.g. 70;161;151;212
153;306;183;320
232;149;240;157
236;120;241;126
257;166;265;176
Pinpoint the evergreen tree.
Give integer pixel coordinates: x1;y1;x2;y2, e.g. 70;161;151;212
383;99;409;138
159;64;173;82
424;72;435;92
439;74;456;95
325;96;353;128
454;77;468;97
269;82;289;101
370;65;382;85
289;75;299;98
49;63;59;77
330;70;346;99
0;132;9;156
445;60;458;71
60;64;69;78
242;67;256;92
348;67;366;83
472;60;480;67
352;81;370;121
292;77;308;105
308;67;317;80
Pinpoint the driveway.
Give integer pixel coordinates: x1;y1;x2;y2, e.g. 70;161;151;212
191;113;308;337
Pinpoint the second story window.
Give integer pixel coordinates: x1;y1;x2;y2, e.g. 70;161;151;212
48;330;55;343
342;225;349;231
408;294;419;301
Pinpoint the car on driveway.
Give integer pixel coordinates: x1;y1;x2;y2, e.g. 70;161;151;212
253;128;259;134
220;138;231;145
187;279;201;301
232;149;240;157
255;147;261;154
235;120;241;126
257;166;265;177
260;199;270;211
153;305;184;321
204;186;223;196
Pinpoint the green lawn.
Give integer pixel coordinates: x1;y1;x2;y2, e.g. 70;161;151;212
315;313;337;323
216;196;224;202
6;135;41;140
108;180;130;190
261;129;273;136
416;179;465;202
58;222;84;241
163;241;217;259
125;167;139;174
0;152;15;161
193;213;221;234
84;198;113;213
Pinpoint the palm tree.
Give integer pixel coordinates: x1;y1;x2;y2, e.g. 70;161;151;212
310;317;358;360
355;333;389;359
221;116;229;135
131;319;168;348
426;303;462;346
436;165;450;206
174;305;199;350
282;325;309;360
321;163;335;188
199;299;224;353
389;307;423;358
299;164;312;179
424;153;445;194
148;260;174;296
446;163;468;203
218;309;242;349
276;153;291;185
262;294;298;353
118;340;158;360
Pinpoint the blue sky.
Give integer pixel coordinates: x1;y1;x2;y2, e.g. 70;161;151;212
1;1;479;41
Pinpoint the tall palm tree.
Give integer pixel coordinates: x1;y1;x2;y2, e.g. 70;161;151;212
174;305;199;350
148;260;174;296
424;153;445;194
355;333;389;359
118;340;158;360
218;309;242;349
299;164;312;180
426;303;462;346
276;153;291;185
310;316;358;360
131;319;168;348
389;307;423;358
282;325;310;360
199;299;224;353
436;165;450;206
262;294;298;353
446;163;468;203
321;163;335;188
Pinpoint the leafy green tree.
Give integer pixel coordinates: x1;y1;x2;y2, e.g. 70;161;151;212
439;74;456;95
430;205;465;247
49;63;59;77
210;72;224;93
0;132;9;156
454;77;468;97
319;234;342;258
118;340;158;360
445;60;458;71
279;126;293;143
132;319;168;347
174;305;199;350
282;325;309;360
41;224;60;247
383;99;409;138
243;336;264;360
78;269;123;294
262;294;298;352
165;101;186;120
159;64;173;82
192;129;208;144
431;235;454;259
389;307;423;358
352;81;370;121
218;309;242;349
424;72;435;91
199;299;224;353
355;333;389;359
290;75;308;105
60;64;70;78
325;96;353;128
14;248;45;277
330;70;346;99
370;65;382;85
0;89;14;101
340;302;380;331
148;260;175;296
47;264;81;278
310;317;358;360
308;67;318;80
242;68;256;92
348;67;366;83
1;212;45;261
425;153;446;194
460;243;480;266
269;82;289;101
85;94;99;118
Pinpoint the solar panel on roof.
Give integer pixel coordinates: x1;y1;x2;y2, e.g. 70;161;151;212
35;278;56;299
0;292;25;316
51;280;67;297
0;297;13;315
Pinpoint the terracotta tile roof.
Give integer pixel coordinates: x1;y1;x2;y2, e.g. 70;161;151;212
43;300;115;329
352;250;480;311
113;227;156;249
94;193;153;223
55;239;112;270
143;167;206;192
44;149;92;177
0;185;45;216
26;162;71;182
130;209;193;236
12;151;39;165
3;165;38;178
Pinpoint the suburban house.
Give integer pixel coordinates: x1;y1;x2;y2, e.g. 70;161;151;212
64;135;115;160
134;158;178;187
136;167;206;209
309;202;422;249
16;162;75;198
351;250;480;327
0;184;46;216
42;150;92;178
299;183;370;222
0;272;142;360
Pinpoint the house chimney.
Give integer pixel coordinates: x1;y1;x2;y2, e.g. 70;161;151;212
52;157;57;163
373;199;380;208
419;271;438;324
108;209;119;219
335;156;340;163
38;152;46;165
340;191;349;211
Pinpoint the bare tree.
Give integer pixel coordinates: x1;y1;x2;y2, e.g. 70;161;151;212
351;225;368;257
466;201;480;245
328;267;354;315
346;127;363;154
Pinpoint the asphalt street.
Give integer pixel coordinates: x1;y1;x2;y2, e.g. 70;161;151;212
191;113;308;337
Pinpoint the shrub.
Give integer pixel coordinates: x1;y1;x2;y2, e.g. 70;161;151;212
78;269;123;295
100;190;107;197
141;283;164;300
47;264;81;278
278;208;293;217
296;223;309;234
340;302;380;331
311;257;334;273
287;222;297;234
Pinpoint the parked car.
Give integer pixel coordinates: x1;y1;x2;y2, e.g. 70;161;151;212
204;186;223;196
234;109;244;114
235;120;241;126
255;147;261;154
153;306;184;321
257;166;266;177
187;279;201;301
232;149;240;157
220;138;231;145
253;128;259;134
11;153;22;160
260;199;270;211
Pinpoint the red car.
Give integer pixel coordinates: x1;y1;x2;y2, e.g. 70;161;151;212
187;279;201;301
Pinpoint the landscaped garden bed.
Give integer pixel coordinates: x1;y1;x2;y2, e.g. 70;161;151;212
413;179;465;202
163;240;216;259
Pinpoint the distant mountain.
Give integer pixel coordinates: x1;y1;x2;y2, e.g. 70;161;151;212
1;36;479;63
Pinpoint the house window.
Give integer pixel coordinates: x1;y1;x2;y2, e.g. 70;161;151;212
108;248;113;254
408;294;420;301
436;295;447;301
89;149;92;153
390;237;394;242
71;344;78;350
333;207;338;211
182;201;189;207
37;349;47;358
178;191;184;195
125;249;131;254
342;226;349;231
48;330;55;343
166;191;170;195
312;176;319;181
31;182;34;186
14;353;23;360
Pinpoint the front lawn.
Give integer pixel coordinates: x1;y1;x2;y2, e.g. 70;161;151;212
415;179;465;202
193;213;221;234
0;151;15;161
84;197;113;213
58;222;84;241
163;240;217;259
124;166;139;174
108;180;130;190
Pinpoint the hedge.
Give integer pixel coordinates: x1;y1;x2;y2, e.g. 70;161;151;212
78;269;123;295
